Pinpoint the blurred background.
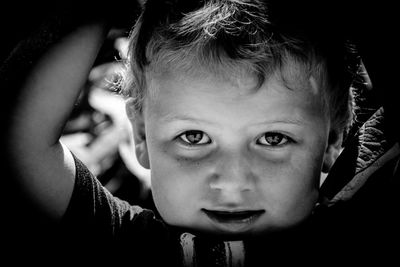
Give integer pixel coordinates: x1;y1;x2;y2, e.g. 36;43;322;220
58;29;154;208
0;4;155;210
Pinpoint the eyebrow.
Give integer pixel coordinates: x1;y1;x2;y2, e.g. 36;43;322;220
253;118;306;126
162;114;217;125
162;114;306;126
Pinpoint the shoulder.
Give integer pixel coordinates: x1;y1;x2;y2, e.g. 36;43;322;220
63;154;166;235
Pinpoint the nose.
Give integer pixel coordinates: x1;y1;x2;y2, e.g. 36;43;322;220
209;151;255;203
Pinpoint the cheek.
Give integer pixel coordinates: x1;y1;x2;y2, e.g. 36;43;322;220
287;152;322;214
254;147;323;221
149;147;208;223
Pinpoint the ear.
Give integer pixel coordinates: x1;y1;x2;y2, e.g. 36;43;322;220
126;99;150;169
322;129;343;173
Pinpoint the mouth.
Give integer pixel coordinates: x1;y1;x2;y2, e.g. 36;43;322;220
202;209;265;233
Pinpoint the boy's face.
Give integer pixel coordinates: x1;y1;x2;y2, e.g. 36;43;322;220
131;68;335;238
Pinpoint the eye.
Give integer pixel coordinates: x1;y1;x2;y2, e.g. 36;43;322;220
257;132;291;147
178;130;211;146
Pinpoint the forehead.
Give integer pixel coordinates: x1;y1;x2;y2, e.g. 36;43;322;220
143;66;327;126
146;52;322;94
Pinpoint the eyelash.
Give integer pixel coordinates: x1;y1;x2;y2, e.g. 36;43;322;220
177;130;212;146
256;132;293;147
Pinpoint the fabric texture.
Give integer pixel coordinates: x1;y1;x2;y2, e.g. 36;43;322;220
60;154;181;266
319;107;400;204
312;105;400;264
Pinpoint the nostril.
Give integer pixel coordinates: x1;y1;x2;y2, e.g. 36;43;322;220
209;181;252;192
209;177;242;191
209;173;254;192
209;154;256;192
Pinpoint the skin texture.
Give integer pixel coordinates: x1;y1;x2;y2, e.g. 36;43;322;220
129;66;339;238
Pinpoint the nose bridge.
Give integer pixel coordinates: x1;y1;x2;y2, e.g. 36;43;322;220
209;147;254;192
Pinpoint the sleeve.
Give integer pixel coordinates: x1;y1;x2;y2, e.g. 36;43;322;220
59;154;182;265
61;153;156;241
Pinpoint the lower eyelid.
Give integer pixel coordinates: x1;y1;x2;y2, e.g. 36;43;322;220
176;136;211;147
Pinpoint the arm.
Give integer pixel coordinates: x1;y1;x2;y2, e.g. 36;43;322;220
5;18;109;221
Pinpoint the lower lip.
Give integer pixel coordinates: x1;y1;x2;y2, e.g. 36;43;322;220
203;209;265;233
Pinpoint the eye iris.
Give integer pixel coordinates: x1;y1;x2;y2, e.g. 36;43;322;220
186;131;203;144
265;134;283;145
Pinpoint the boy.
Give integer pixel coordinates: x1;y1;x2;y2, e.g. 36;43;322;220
3;0;355;265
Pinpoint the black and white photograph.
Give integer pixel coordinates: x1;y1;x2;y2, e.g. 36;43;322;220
1;1;399;266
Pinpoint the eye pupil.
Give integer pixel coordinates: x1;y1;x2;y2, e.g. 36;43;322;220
186;131;203;144
178;130;211;146
264;133;284;145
